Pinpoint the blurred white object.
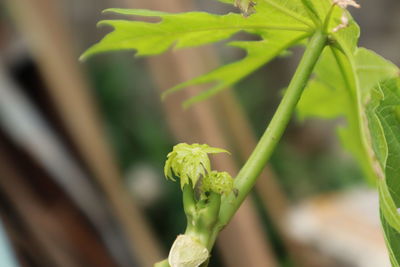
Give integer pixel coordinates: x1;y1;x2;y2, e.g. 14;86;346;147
126;163;163;207
0;220;19;267
0;61;132;266
287;188;390;267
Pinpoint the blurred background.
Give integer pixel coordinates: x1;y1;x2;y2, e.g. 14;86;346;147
0;0;399;266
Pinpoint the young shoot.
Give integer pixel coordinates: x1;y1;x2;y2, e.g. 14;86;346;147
163;143;234;267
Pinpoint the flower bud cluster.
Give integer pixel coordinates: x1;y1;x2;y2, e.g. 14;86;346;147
164;143;235;196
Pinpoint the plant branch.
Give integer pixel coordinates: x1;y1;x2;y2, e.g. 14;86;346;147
218;30;328;227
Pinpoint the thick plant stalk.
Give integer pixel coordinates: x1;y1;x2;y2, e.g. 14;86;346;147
217;30;328;227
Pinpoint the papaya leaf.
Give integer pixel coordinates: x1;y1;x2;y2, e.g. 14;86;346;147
80;3;312;60
355;48;399;100
366;78;400;266
160;1;358;107
81;0;335;106
328;7;360;55
382;212;400;267
297;46;375;183
81;0;362;107
298;36;400;264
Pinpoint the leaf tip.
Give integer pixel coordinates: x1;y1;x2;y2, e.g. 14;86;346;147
96;20;111;28
78;54;86;62
79;51;91;62
161;90;171;101
102;8;127;15
101;8;113;14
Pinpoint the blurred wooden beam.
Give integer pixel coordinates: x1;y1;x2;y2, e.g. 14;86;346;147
0;138;119;267
0;60;133;266
4;0;164;266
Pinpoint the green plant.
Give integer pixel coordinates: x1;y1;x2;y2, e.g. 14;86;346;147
81;0;400;266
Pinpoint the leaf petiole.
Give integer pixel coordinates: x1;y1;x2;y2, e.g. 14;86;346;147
218;30;328;227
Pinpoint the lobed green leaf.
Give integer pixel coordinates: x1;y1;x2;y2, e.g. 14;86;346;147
298;33;400;262
366;78;400;265
80;2;312;60
163;31;308;107
297;46;376;182
81;0;331;106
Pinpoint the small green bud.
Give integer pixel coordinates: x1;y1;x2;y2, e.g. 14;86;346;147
164;143;229;189
202;171;234;196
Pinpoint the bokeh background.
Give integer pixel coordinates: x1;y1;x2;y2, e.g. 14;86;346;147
0;0;399;266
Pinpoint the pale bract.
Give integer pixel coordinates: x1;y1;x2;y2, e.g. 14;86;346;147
168;235;209;267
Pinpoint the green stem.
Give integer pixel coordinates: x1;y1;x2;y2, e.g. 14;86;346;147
322;4;336;33
218;30;327;227
183;185;196;217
